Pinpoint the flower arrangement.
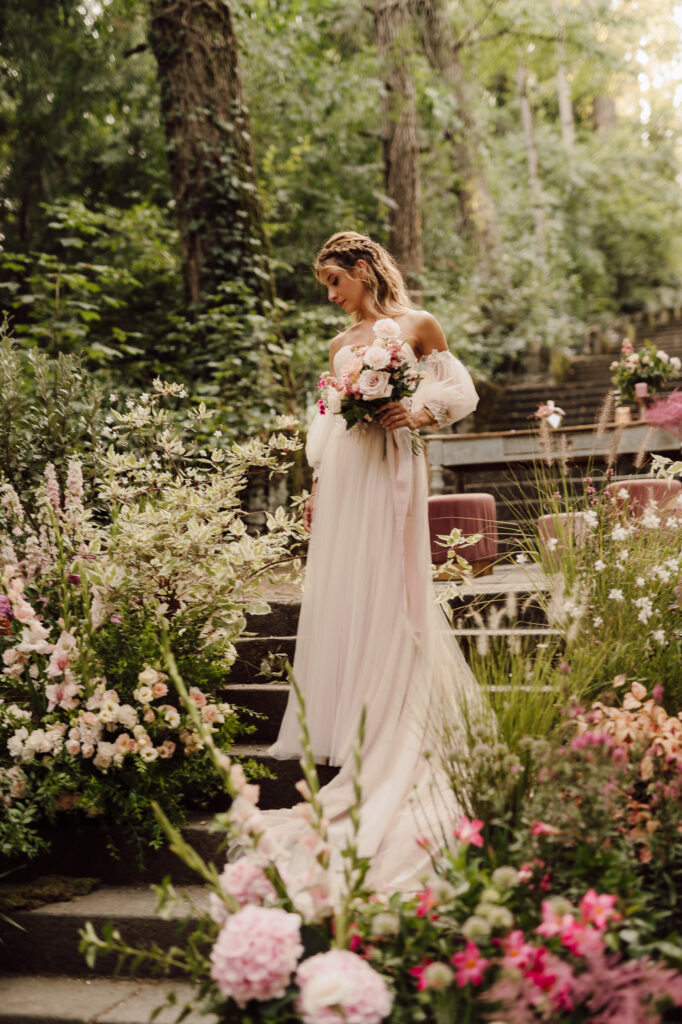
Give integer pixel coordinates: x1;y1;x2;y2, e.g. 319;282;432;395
316;319;421;433
0;381;307;859
610;338;681;402
534;400;565;430
80;662;682;1024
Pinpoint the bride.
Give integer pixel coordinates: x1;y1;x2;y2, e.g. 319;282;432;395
265;231;482;890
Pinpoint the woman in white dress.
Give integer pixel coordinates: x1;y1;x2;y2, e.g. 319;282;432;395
265;231;482;890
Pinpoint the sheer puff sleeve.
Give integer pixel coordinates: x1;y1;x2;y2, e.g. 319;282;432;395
305;407;335;473
411;350;479;429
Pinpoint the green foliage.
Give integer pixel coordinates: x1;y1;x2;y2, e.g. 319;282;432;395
0;317;105;509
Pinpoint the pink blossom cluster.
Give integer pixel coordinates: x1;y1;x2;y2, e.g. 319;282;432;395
575;680;682;778
0;764;28;806
209;858;277;925
296;948;393;1024
0;575;224;774
410;887;620;1013
209;904;303;1007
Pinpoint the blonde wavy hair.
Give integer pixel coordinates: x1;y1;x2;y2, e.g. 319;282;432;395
314;231;413;321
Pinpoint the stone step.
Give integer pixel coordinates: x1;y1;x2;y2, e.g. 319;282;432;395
0;886;208;978
227;626;560;738
1;817;225;889
245;600;300;637
0;975;217;1024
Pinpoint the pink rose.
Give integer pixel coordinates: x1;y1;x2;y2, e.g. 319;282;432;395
357;370;393;402
363;345;391;371
373;318;401;339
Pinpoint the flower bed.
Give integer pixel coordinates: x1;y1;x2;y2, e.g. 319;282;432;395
0;380;305;860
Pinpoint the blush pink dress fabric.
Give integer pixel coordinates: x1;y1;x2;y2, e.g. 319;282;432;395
264;339;483;890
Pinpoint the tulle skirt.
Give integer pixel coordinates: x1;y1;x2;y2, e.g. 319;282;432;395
266;417;481;890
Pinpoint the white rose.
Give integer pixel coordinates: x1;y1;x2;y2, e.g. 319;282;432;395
140;746;159;763
98;698;120;724
357;370;393;401
656;349;669;363
373;318;401;339
326;387;342;414
671;356;681;371
117;704;138;730
163;707;181;728
363;344;391;370
133;685;154;704
137;666;159;687
93;741;116;771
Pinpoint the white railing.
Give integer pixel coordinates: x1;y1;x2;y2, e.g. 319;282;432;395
425;422;681;494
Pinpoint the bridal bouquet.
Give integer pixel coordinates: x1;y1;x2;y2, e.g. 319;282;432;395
316;318;422;431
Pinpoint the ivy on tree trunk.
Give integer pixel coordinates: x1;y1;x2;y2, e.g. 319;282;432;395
374;0;423;294
148;0;275;313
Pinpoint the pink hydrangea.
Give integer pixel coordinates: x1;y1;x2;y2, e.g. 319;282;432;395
209;858;277;924
296;949;393;1024
210;905;302;1007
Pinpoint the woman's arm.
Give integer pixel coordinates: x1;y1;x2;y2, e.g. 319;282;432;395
379;312;478;431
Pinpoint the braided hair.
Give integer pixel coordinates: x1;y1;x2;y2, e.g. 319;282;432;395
314;231;413;321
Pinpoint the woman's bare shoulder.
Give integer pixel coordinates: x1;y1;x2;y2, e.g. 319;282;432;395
401;310;447;357
328;324;358;359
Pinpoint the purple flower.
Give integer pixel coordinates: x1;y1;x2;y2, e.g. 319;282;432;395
0;595;13;619
67;573;81;586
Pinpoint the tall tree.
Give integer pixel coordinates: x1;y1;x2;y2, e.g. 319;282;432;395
414;0;502;266
517;63;546;257
551;0;575;149
374;0;423;290
148;0;275;311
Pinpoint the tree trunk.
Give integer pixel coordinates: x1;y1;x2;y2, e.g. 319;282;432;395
517;63;546;256
414;0;502;265
148;0;275;312
551;0;575;149
593;94;617;136
374;0;423;292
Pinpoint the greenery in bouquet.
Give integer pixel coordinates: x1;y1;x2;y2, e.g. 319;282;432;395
610;338;681;402
0;379;307;859
80;662;682;1024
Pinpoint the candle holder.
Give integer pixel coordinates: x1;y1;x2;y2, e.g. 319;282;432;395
635;381;650;420
614;405;632;425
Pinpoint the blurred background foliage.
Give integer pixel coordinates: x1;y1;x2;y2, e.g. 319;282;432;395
1;0;682;436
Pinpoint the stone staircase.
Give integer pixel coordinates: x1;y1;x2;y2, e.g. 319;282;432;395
446;319;682;552
0;566;553;1023
481;318;682;434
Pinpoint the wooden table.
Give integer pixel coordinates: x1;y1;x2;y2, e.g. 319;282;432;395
425;421;681;494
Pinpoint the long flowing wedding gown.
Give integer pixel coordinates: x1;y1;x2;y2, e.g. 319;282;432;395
264;337;482;891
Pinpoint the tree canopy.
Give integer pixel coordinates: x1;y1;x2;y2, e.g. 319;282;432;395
1;0;682;429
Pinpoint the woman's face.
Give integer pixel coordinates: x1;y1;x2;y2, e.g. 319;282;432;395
319;262;368;316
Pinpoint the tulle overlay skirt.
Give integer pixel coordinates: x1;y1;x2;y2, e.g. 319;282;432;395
265;417;482;891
